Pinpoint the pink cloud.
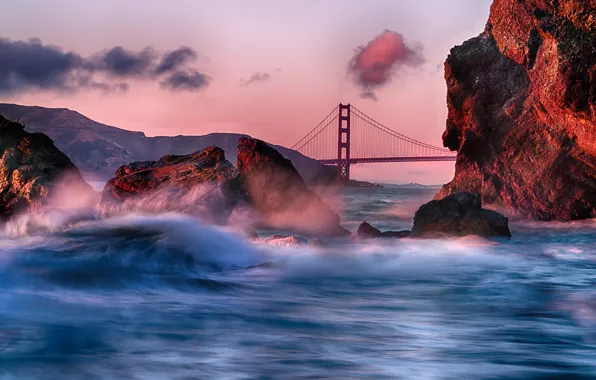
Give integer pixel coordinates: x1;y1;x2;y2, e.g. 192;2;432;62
348;30;424;100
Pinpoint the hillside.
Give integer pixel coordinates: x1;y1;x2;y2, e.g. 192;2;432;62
0;103;336;184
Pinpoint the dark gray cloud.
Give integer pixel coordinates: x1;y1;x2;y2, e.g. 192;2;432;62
91;46;157;77
241;72;271;86
348;30;425;100
0;38;84;93
156;47;197;75
75;75;129;92
0;38;209;94
160;70;210;91
359;90;378;102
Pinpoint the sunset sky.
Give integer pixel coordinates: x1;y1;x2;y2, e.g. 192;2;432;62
0;0;492;184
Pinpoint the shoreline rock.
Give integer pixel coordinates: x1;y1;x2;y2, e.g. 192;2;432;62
0;115;92;220
237;137;350;237
411;192;511;238
356;221;411;239
100;146;248;223
436;0;596;221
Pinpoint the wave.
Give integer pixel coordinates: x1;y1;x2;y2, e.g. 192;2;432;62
5;208;100;237
266;236;526;281
0;213;265;290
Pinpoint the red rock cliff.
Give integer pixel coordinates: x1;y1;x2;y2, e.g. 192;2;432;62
437;0;596;220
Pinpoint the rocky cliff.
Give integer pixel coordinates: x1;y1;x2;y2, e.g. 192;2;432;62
0;115;92;219
437;0;596;220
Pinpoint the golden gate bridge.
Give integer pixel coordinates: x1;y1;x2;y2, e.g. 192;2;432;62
292;104;457;180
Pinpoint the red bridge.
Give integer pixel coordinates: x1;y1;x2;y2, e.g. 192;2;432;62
292;104;457;180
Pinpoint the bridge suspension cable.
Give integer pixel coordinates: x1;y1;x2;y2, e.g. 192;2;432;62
291;107;338;160
292;103;456;180
350;106;452;156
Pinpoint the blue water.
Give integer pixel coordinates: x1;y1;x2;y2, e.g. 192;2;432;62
2;187;596;379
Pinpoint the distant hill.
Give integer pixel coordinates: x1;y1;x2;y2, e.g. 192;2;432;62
386;183;443;189
0;103;336;184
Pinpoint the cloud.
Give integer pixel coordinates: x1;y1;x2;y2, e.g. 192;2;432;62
155;47;197;75
160;70;210;91
360;90;378;102
0;38;84;93
408;170;426;176
348;30;425;100
90;46;157;77
241;72;271;86
0;38;209;94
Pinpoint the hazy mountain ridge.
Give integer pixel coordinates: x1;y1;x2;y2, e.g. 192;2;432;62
0;103;336;184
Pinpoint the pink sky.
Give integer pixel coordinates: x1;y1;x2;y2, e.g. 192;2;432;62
0;0;492;184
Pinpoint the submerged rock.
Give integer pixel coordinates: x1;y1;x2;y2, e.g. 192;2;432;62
261;234;328;247
263;234;309;247
237;137;350;237
356;221;411;239
100;146;248;222
436;0;596;221
411;192;511;238
0;115;92;219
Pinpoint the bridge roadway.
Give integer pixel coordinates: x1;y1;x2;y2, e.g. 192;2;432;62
318;156;457;165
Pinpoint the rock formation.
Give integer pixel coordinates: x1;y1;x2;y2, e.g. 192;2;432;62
101;146;248;223
237;137;350;236
411;192;511;238
263;235;309;247
437;0;596;220
0;115;92;219
356;221;411;239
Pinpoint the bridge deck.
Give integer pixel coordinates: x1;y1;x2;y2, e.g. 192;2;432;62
318;156;457;164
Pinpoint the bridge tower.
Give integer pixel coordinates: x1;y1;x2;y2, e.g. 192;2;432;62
337;103;351;181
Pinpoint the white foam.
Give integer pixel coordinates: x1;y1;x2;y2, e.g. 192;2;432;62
74;213;264;270
272;237;526;280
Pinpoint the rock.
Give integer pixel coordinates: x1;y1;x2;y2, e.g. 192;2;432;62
237;137;350;237
436;0;596;221
262;234;328;247
357;221;383;238
411;192;512;238
380;230;412;238
100;146;248;222
356;221;411;239
0;115;92;219
263;234;309;247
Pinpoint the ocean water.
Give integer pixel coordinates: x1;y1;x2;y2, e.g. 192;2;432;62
1;186;596;379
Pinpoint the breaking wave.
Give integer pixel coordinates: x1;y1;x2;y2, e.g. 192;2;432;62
0;213;264;290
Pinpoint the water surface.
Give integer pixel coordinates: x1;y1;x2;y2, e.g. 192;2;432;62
1;187;596;379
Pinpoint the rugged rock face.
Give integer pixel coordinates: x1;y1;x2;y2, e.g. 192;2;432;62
237;137;350;237
412;192;511;238
101;146;248;222
437;0;596;220
0;115;92;219
356;221;411;239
